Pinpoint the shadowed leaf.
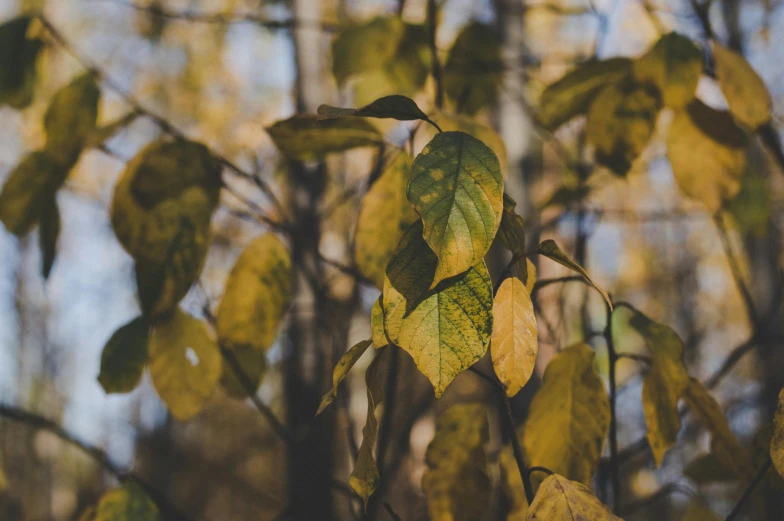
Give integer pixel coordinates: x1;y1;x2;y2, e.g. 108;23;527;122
773;388;784;478
98;317;149;394
44;73;100;166
0;16;42;109
331;17;405;86
267;114;383;161
317;95;428;123
219;347;267;399
499;194;526;259
39;192;60;279
443;22;503;115
682;502;722;521
684;453;739;484
633;32;702;109
491;277;538;397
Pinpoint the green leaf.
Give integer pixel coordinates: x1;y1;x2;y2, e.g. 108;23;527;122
355;151;418;289
629;310;689;466
267;114;383;161
773;388;784;478
331;17;405;86
526;474;622;521
491;277;538;397
538;58;632;130
317;95;428;123
384;220;438;316
0;151;67;236
667;100;747;212
88;483;159;521
683;377;752;478
712;41;771;130
523;344;610;486
407;131;503;287
537;240;612;310
443;22;503;115
684;453;739;484
587;77;662;176
0;16;42;109
426;112;509;179
219;346;267;399
43;73;101;166
633;33;703;109
148;310;222;421
97;317;150;394
350;346;392;508
317;339;373;414
39;192;60;279
682;502;723;521
216;233;292;351
499;194;526;258
423;403;491;521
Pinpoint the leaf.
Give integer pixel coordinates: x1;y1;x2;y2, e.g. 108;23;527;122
350;346;392;508
427;112;509;179
712;42;771;130
587;77;662;176
0;151;67;236
667;100;747;212
491;277;538;397
423;403;491;521
371;296;387;348
216;233;291;351
499;194;526;258
538;58;632;130
39;191;60;279
773;388;784;478
537;239;612;310
522;258;537;293
43;73;101;166
317;339;373;414
684;453;739;484
267;114;383;161
500;447;529;521
682;502;722;521
0;16;42;109
355;151;418;288
729;169;770;237
443;22;503;115
633;33;703;109
148;310;222;421
219;347;267;399
525;474;622;521
317;95;428;123
629;310;689;466
331;17;405;86
98;317;150;394
383;258;493;397
384;220;438;316
407;131;503;287
683;377;752;478
523;344;610;486
89;483;159;521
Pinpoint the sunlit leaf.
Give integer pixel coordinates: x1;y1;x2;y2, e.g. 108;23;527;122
408;131;503;287
523;343;609;486
0;151;66;236
633;33;702;109
88;483;159;521
350;346;392;508
522;259;537;293
773;388;784;478
267;114;383;161
355;151;418;288
667;100;747;212
629;310;689;466
317;95;428;123
39;192;60;279
491;277;538;397
98;317;149;394
684;453;739;484
148;310;222;421
443;22;503;115
216;233;291;351
219;347;267;399
682;502;722;521
538;58;632;130
537;239;612;309
331;17;405;86
525;474;622;521
43;73;100;166
317;339;372;414
683;377;752;478
427;112;509;179
587;77;661;176
0;16;42;109
712;42;771;130
423;403;491;521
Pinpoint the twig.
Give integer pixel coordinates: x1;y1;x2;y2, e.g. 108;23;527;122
383;502;403;521
604;302;622;512
427;0;444;109
725;457;772;521
502;395;535;505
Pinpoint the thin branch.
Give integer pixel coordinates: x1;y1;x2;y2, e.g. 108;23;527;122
501;394;535;505
604;303;622;512
383;502;403;521
427;0;444;109
725;457;773;521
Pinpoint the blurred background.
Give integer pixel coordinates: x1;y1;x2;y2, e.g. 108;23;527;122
0;0;783;520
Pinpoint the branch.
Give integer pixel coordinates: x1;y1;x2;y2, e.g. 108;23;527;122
604;302;622;511
427;0;444;109
725;457;772;521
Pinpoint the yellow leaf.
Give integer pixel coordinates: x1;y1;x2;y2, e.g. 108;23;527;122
443;22;503;115
525;474;622;521
331;17;405;86
712;42;771;130
355;151;418;288
90;483;159;521
537;239;612;310
216;233;291;351
0;151;65;236
772;388;784;478
683;377;752;478
587;77;661;176
629;310;689;466
633;33;702;109
491;277;538;397
267;114;383;161
148;310;222;421
667;100;747;212
317;339;372;414
523;344;610;486
422;403;491;521
523;259;537;294
426;112;509;180
43;73;100;165
219;347;267;399
408;131;503;287
682;502;722;521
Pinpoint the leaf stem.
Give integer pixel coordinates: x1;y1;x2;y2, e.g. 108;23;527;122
725;457;772;521
424;117;443;133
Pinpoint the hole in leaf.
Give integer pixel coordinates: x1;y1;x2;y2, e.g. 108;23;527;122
185;347;199;367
